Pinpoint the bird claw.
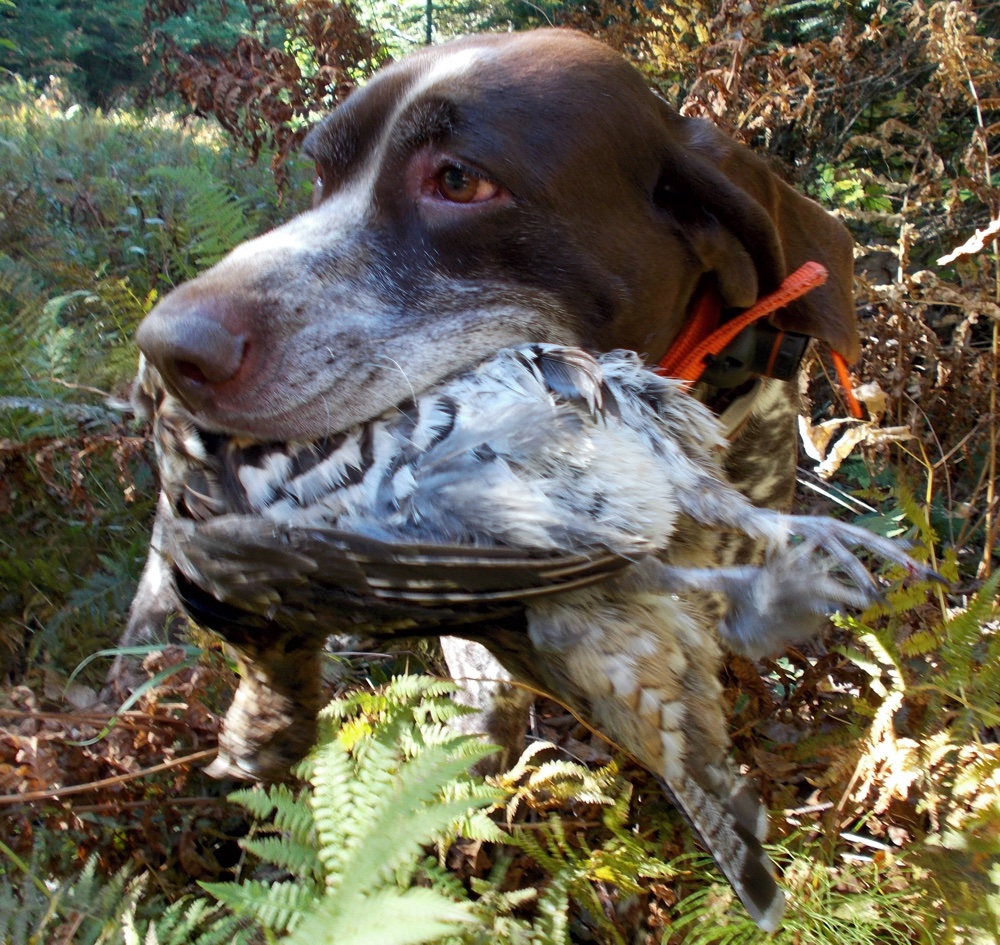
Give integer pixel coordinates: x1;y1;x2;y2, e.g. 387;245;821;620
654;516;939;659
777;515;944;587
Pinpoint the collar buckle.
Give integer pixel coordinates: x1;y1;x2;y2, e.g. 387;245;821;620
700;323;810;389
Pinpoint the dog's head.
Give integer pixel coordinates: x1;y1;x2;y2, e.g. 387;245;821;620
136;29;855;442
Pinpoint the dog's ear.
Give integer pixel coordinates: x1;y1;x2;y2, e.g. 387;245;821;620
655;107;858;362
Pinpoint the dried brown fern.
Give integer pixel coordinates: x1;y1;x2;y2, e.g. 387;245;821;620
143;0;388;186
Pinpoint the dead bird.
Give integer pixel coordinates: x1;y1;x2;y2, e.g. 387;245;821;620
144;344;935;932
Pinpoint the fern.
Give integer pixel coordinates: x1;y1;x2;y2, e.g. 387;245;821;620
0;853;143;945
892;478;940;554
500;756;674;945
197;675;502;944
287;885;477;945
200;878;320;935
531;866;574;945
227;782;323;882
670;845;938;945
831;484;1000;875
146;166;259;274
190;676;687;944
122;895;254;945
493;739;623;824
230;780;316;837
939;569;1000;697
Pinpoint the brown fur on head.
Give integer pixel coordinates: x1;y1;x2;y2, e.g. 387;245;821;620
135;29;855;444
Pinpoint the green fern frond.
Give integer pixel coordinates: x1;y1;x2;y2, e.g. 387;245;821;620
146;166;258;272
940;569;1000;692
898;627;941;658
445;799;509;844
308;727;369;886
321;742;499;901
531;866;574;945
200;676;509;944
512;813;573;875
892;478;939;551
320;674;459;725
469;865;539;912
200;878;319;934
319;674;470;751
123;896;254;945
228;783;316;843
238;834;324;883
670;845;937;945
862;579;943;621
602;779;633;830
285;884;476;945
0;853;148;945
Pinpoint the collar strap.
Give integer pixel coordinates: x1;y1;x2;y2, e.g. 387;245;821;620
656;261;863;419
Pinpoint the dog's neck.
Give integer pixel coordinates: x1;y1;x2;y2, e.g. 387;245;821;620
656;260;861;432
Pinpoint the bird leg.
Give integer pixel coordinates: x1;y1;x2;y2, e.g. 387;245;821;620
654;540;896;659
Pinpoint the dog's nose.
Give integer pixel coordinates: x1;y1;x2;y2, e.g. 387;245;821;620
137;295;247;409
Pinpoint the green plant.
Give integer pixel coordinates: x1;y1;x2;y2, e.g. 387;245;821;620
669;844;940;945
0;852;140;945
138;676;682;945
0;84;292;678
199;675;502;944
0;0;150;104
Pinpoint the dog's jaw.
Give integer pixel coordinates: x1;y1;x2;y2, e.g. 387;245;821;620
137;197;580;441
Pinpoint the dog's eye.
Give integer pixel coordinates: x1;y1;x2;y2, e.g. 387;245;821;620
436;164;500;204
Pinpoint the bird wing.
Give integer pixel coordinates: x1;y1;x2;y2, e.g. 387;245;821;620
166;512;636;635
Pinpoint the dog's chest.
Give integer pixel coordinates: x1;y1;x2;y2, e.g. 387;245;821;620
667;378;798;572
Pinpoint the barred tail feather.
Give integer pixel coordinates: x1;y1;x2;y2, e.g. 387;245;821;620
664;773;786;933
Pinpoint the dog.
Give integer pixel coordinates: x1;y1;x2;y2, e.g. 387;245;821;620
121;28;857;928
125;22;855;752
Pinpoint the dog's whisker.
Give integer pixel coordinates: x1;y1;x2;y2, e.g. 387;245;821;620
370;353;417;407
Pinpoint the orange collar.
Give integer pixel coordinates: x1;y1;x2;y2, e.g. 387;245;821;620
656;261;862;419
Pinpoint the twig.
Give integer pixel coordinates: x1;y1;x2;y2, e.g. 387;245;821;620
0;748;217;805
0;707;195;727
68;797;228;814
44;376;117;400
962;65;998;578
981;312;998;579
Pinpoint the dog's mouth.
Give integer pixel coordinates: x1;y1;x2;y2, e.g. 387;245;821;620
144;348;474;531
136;346;429;447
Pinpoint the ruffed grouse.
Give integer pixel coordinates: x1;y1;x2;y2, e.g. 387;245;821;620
142;344;933;931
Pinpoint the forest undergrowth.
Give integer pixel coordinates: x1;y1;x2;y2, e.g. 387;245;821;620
0;0;998;942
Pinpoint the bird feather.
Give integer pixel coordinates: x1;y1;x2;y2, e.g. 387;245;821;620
143;343;938;928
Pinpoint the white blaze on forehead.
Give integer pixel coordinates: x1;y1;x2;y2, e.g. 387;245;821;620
350;44;489;197
224;186;372;264
406;46;485;101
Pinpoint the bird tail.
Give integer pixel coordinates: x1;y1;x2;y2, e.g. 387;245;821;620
664;773;786;932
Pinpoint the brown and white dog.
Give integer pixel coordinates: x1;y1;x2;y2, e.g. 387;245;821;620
123;27;857;927
128;24;855;744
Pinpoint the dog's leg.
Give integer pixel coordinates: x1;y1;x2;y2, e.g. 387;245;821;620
439;636;533;774
105;493;185;696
